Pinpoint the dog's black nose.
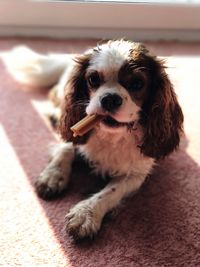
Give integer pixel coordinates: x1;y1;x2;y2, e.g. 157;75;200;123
100;93;123;112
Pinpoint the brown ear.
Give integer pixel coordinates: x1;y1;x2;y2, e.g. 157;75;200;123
140;59;184;159
59;54;91;144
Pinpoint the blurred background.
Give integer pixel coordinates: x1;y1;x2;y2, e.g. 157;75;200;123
0;0;200;41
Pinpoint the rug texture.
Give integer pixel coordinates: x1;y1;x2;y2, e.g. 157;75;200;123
0;38;200;267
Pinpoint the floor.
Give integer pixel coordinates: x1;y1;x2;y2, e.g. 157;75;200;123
0;37;200;267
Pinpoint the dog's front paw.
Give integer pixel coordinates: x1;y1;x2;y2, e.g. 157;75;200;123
35;167;69;200
65;200;102;240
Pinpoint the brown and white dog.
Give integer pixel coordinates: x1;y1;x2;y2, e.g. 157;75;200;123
2;40;184;240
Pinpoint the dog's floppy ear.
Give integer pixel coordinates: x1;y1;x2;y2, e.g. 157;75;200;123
59;53;91;144
140;58;184;159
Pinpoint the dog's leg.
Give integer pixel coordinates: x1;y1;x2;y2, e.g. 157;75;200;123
35;142;75;199
65;174;146;239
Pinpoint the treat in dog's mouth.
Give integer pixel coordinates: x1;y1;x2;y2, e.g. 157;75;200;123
70;114;135;137
70;114;103;137
102;116;135;128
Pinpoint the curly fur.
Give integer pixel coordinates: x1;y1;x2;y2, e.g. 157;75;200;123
59;54;91;144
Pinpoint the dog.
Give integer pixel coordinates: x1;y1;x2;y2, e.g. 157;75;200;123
1;40;184;240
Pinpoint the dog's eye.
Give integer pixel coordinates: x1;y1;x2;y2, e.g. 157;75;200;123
131;78;144;91
87;71;101;88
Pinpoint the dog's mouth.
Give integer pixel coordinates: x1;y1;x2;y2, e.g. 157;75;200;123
102;116;135;128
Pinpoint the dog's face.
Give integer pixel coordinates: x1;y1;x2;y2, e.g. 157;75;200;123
60;40;183;159
85;41;146;135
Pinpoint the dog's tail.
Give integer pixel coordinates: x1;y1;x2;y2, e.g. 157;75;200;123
0;46;73;88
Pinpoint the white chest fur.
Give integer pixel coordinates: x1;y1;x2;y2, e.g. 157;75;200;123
78;128;155;178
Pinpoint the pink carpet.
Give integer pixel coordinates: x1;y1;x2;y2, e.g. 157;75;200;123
0;38;200;266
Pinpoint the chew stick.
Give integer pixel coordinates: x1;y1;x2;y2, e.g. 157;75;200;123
70;114;104;137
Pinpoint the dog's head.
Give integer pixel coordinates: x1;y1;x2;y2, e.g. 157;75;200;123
60;40;183;159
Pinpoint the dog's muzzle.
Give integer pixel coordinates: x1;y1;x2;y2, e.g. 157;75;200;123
100;93;123;113
99;93;135;129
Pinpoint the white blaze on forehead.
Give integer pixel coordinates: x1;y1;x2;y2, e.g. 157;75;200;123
89;40;133;71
